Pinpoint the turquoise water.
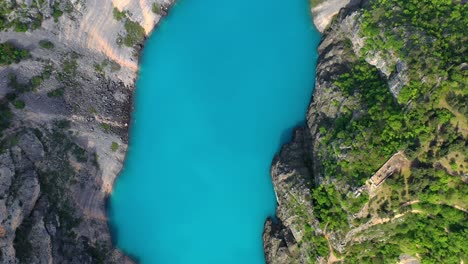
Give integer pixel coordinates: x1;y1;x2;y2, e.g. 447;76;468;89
109;0;319;263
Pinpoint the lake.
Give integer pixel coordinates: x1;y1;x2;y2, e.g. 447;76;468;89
109;0;320;263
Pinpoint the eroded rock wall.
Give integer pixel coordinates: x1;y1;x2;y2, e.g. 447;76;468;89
0;0;173;262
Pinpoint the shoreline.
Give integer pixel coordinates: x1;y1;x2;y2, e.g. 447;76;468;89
262;0;360;262
106;1;177;263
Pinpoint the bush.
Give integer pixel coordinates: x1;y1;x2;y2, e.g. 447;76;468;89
123;20;145;47
0;42;30;65
13;21;28;32
152;3;161;14
30;75;43;88
111;142;119;152
47;88;64;98
113;7;126;21
39;40;55;49
13;100;25;109
52;2;64;22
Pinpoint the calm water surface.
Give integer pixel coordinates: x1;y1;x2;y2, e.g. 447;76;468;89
109;0;320;263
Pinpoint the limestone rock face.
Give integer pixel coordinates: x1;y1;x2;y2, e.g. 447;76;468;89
264;2;408;262
311;0;360;33
262;4;361;261
0;0;174;263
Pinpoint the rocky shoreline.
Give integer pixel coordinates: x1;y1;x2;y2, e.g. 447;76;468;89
0;0;174;263
0;0;356;262
262;1;364;263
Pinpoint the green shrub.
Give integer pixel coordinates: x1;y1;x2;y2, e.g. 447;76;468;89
152;3;161;14
94;62;105;76
112;7;126;21
123;20;145;47
0;42;30;65
52;2;63;22
13;21;28;32
13;100;25;109
47;88;64;97
100;123;111;132
30;75;43;88
39;40;55;49
111;142;119;152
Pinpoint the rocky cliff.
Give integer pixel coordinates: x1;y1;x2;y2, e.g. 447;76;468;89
263;3;365;262
264;0;467;263
0;0;173;263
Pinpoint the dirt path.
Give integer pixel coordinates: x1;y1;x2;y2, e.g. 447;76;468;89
323;223;342;263
343;209;423;245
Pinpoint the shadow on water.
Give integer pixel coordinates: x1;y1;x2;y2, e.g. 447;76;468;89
278;120;306;147
105;195;142;263
105;195;119;245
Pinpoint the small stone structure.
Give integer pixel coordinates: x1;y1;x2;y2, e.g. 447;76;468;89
370;151;409;186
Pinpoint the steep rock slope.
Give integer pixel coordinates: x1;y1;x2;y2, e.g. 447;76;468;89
0;0;173;263
264;0;467;263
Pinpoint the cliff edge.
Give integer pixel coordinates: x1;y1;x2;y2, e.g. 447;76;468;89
0;0;173;263
264;0;467;263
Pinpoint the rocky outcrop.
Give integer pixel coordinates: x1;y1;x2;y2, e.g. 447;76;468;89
263;0;414;262
0;0;173;263
263;6;362;262
311;0;360;33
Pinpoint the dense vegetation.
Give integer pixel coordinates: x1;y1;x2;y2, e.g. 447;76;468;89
304;0;467;263
0;42;29;65
346;204;467;263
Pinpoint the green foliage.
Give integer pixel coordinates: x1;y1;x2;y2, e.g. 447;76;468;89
30;75;43;88
100;123;111;132
36;124;83;237
8;74;30;93
446;91;467;116
344;192;369;214
57;55;79;86
112;7;126;21
87;242;109;264
39;40;55;49
435;108;454;124
361;0;468;105
346;240;401;264
62;58;78;75
41;62;54;79
94;61;106;77
13;99;25;109
304;1;468;263
347;205;467;263
0;1;44;31
321;59;407;185
310;0;327;8
47;88;64;98
123;20;145;47
0;42;30;65
14;21;28;32
52;2;64;22
111;142;119;152
311;185;348;231
72;144;87;162
303;224;330;260
152;3;161;14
